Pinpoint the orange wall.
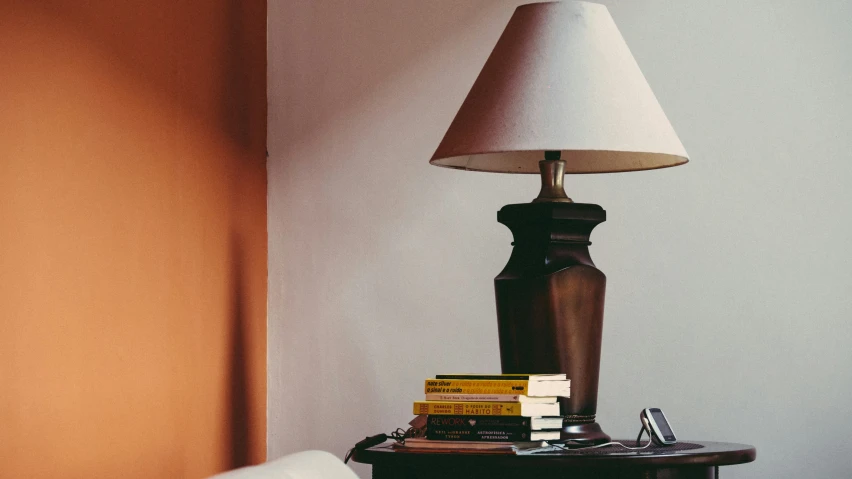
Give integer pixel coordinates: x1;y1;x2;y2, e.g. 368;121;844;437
0;1;267;477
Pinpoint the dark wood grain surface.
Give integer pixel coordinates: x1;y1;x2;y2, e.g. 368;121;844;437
353;440;755;479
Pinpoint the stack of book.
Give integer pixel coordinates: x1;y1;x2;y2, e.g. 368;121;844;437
396;373;570;454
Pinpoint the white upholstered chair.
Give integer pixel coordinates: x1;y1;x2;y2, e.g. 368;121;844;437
208;451;358;479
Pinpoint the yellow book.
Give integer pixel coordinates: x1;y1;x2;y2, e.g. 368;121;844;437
424;379;570;397
413;401;560;417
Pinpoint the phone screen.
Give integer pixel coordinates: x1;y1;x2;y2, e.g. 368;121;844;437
650;409;674;438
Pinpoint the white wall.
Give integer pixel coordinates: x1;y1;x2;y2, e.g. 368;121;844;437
268;1;852;477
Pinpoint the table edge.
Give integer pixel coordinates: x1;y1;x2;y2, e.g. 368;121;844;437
351;440;756;468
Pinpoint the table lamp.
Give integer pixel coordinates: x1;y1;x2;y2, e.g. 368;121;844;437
431;1;688;444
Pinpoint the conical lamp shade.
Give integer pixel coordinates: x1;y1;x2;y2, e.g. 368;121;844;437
431;1;688;174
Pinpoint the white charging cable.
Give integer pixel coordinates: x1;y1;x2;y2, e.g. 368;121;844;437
545;417;655;452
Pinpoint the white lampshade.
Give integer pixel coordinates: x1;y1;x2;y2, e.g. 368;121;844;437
431;1;688;174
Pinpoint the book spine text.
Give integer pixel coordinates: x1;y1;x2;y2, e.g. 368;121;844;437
424;393;522;402
414;401;526;416
424;380;530;395
426;415;534;442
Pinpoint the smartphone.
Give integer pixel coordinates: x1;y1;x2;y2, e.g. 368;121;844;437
641;408;677;445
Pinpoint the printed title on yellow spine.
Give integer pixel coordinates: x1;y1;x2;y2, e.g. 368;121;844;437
424;380;530;395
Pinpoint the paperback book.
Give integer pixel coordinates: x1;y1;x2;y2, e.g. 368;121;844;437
413;400;560;417
426;415;561;442
435;374;566;381
393;438;546;454
424;379;570;397
424;393;558;403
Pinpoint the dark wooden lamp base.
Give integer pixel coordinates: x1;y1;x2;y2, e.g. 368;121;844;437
495;201;610;444
560;422;610;444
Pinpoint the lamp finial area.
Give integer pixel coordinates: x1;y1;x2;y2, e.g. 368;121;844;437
544;150;562;162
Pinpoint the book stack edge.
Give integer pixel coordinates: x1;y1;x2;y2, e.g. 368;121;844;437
394;374;570;454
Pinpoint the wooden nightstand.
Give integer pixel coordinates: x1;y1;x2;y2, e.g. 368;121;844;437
352;440;756;478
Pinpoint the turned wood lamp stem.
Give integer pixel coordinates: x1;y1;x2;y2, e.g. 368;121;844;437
533;151;573;203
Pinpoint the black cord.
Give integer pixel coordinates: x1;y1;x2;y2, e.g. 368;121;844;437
344;427;424;464
343;447;356;464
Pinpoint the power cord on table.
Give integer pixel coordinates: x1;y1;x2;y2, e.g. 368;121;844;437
542;419;655;452
344;426;423;464
345;415;666;460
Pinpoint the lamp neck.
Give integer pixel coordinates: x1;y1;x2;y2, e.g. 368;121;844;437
533;153;572;203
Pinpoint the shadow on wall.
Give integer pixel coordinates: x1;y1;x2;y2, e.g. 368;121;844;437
227;234;253;470
3;0;264;151
222;0;256;149
266;1;517;473
271;0;505;149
